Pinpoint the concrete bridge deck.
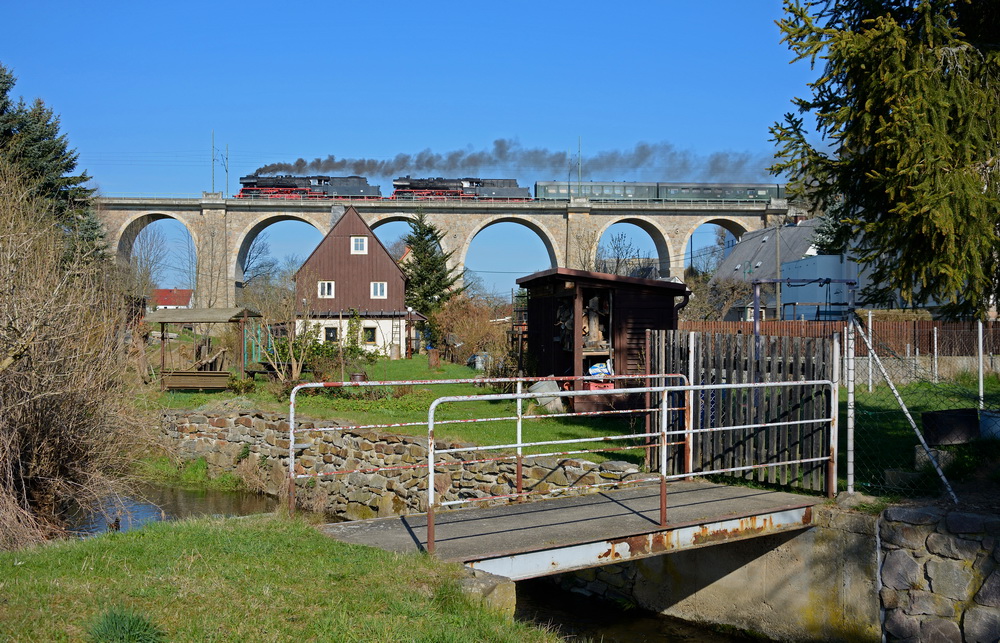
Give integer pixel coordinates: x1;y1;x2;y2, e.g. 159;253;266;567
319;479;820;580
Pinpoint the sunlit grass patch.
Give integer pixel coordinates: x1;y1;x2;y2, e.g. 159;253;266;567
0;514;556;642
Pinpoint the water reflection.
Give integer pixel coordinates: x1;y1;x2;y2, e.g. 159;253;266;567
516;578;758;642
67;484;276;535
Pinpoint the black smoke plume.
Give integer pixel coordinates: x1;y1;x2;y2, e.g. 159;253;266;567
254;139;772;182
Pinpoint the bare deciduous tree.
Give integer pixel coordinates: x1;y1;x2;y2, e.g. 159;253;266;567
596;232;658;278
239;254;317;382
432;293;515;376
241;231;278;290
128;223;169;299
0;161;139;548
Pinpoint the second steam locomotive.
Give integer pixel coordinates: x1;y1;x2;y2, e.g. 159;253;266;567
236;174;784;203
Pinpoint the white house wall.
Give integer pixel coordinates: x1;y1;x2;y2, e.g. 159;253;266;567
297;317;405;357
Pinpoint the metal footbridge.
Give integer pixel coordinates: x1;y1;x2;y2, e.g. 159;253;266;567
319;479;818;580
289;374;836;580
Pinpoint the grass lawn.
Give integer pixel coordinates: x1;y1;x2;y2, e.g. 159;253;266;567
838;373;1000;495
135;354;649;465
0;515;555;642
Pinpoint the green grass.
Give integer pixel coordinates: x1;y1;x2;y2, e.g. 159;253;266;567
132;456;246;492
135;354;647;465
0;515;555;642
840;373;1000;495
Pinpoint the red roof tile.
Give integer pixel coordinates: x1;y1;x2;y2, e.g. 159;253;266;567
151;288;193;307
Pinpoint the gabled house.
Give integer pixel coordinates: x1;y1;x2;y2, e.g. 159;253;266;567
149;288;193;310
294;206;421;357
710;218;822;320
712;217;945;321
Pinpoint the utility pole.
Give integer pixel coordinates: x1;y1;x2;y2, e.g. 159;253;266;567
775;220;782;320
211;130;215;194
578;137;582;188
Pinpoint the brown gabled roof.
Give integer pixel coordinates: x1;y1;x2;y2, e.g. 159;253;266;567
294;205;406;282
516;267;689;293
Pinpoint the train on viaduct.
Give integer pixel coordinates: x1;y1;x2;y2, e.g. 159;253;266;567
96;178;795;308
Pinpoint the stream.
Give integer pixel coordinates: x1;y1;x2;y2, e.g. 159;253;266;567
69;486;757;641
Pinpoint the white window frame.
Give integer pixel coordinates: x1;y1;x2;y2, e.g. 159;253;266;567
317;280;335;298
351;236;368;255
370;281;387;299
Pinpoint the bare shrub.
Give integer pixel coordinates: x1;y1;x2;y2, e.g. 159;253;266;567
234;456;269;494
431;294;516;377
0;162;139;548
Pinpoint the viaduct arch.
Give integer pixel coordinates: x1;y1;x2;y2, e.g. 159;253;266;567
96;194;787;307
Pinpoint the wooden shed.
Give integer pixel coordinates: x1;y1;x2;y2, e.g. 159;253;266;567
144;307;261;390
515;268;689;385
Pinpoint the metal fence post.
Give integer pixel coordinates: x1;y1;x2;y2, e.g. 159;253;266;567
980;320;985;410
867;311;873;392
516;380;524;497
427;401;437;555
687;331;696;476
933;327;939;384
847;322;856;495
660;389;669;526
288;385;298;513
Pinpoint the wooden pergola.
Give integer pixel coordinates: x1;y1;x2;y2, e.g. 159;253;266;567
143;307;261;390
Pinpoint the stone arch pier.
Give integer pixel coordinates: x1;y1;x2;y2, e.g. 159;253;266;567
96;194;786;307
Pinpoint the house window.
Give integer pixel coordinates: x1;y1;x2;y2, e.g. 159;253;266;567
324;327;338;343
351;236;368;254
317;281;335;298
370;281;387;299
363;327;377;344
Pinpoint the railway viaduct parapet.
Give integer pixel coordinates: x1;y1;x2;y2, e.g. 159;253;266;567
96;194;789;307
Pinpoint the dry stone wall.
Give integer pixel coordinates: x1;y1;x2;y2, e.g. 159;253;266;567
880;506;1000;642
161;409;645;520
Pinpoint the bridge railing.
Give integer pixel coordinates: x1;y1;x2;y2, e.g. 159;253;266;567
286;373;685;510
424;379;837;554
102;194;782;205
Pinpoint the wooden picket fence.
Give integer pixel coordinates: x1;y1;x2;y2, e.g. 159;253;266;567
647;329;835;493
679;320;999;358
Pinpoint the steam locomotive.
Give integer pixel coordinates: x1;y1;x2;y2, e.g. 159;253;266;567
391;176;532;199
236;174;784;202
236;175;382;199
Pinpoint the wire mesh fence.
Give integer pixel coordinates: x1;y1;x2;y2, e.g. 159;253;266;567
848;319;1000;498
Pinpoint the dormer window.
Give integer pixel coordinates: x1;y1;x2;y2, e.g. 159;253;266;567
318;281;335;298
351;236;368;254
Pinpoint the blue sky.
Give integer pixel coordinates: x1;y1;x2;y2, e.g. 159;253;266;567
4;1;817;293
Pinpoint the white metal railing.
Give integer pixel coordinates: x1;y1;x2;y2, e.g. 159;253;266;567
422;379;836;553
286;373;686;507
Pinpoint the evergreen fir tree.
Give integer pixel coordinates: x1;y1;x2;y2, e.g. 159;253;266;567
401;212;464;345
0;63;102;254
770;1;1000;318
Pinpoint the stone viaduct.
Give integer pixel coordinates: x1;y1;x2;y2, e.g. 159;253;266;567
96;194;790;307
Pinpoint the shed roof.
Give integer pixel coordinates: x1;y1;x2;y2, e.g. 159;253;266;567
143;307;262;324
517;267;689;294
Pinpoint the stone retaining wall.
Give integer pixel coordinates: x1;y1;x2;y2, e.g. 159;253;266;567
880;506;1000;642
161;409;644;520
